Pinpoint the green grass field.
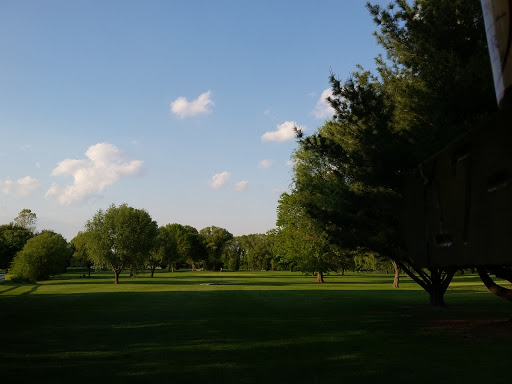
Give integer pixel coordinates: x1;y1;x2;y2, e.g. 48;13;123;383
1;270;511;383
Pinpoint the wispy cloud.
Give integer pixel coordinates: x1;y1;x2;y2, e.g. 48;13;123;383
0;176;41;197
20;144;32;151
170;90;214;118
49;143;144;205
312;88;335;119
234;181;248;192
209;171;231;189
44;182;59;199
261;121;304;142
258;159;273;169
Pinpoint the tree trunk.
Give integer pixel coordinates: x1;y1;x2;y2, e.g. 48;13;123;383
396;261;455;306
477;267;512;301
87;264;91;278
114;270;120;284
171;264;175;273
150;266;155;278
391;260;400;288
316;271;325;283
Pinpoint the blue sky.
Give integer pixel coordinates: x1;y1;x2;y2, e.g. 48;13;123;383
0;0;384;240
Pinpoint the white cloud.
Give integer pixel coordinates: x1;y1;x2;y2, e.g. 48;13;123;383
20;144;32;151
258;159;273;169
0;176;41;197
35;162;41;168
261;121;304;142
312;88;335;119
50;143;144;205
170;90;214;118
45;182;60;199
234;181;248;192
209;171;231;189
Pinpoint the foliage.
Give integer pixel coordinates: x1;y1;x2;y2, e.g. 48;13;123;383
223;237;245;271
13;209;37;234
199;226;233;271
165;223;204;270
149;226;179;275
85;203;158;283
70;231;93;275
10;230;71;282
0;224;33;269
274;192;348;278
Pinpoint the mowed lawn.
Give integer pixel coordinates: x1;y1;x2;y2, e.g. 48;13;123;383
1;270;511;383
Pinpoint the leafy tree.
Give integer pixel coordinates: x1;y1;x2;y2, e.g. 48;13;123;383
290;0;496;304
85;204;158;284
275;192;345;283
10;230;71;282
70;231;93;277
149;226;179;276
165;224;204;270
223;237;245;271
242;233;275;271
0;224;33;269
199;226;233;271
13;209;37;234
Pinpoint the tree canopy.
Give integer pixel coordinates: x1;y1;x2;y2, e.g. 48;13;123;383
85;204;158;284
10;230;71;282
13;209;37;234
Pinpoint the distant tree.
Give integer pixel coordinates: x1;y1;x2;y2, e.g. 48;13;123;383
242;234;275;271
223;237;245;271
165;224;204;270
199;226;233;271
0;224;33;269
274;192;344;283
13;209;37;234
70;232;93;277
85;204;158;284
10;230;71;282
149;226;179;276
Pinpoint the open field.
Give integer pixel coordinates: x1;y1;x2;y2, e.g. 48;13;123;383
1;270;511;383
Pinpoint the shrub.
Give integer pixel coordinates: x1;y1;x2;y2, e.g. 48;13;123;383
11;231;71;282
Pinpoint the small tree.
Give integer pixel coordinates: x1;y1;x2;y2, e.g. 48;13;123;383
148;226;178;276
85;204;158;284
70;232;93;277
13;209;37;234
11;230;71;282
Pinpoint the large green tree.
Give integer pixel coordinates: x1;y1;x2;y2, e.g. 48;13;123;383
70;232;93;277
275;192;346;283
166;224;204;270
199;226;233;271
149;225;179;276
290;0;496;304
10;230;71;282
85;204;158;284
0;224;33;270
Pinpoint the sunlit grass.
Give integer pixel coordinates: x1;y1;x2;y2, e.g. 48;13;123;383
1;270;510;383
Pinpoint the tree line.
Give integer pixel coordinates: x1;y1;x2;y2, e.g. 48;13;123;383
1;206;395;284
